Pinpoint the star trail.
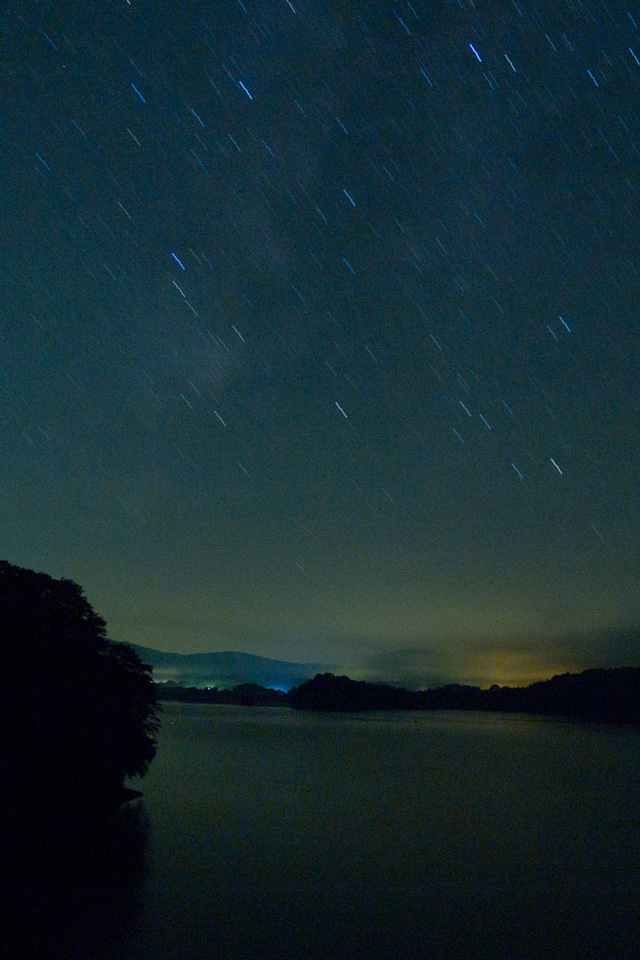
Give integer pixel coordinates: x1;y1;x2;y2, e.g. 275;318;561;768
1;0;639;686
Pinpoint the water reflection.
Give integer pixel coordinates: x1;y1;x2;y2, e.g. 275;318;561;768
8;706;639;960
2;798;149;959
128;705;640;960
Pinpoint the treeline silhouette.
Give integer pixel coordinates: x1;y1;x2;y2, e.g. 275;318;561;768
0;560;160;823
156;681;286;707
156;667;640;721
286;669;640;721
0;561;157;958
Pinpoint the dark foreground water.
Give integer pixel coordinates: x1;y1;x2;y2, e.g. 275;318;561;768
10;705;640;959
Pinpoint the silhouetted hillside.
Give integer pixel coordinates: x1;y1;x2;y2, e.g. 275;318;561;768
287;668;640;721
287;673;417;713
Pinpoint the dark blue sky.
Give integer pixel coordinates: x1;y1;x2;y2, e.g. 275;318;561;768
2;0;639;685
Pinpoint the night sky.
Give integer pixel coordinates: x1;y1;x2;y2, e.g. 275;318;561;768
2;0;640;686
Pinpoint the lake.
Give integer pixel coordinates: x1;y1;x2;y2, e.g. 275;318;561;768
15;704;640;959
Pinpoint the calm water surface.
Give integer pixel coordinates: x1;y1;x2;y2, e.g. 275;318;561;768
29;705;640;959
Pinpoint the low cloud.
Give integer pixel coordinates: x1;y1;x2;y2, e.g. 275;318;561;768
353;626;640;689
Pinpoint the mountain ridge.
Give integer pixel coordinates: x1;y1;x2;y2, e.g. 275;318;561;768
121;643;331;690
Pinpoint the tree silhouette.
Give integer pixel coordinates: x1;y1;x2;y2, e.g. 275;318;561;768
0;560;160;816
287;673;417;712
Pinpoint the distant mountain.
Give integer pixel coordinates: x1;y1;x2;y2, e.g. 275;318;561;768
122;643;330;691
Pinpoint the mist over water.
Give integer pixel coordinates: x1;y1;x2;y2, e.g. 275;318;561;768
20;704;640;959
